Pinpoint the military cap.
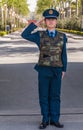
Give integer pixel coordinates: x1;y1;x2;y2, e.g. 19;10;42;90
43;9;59;19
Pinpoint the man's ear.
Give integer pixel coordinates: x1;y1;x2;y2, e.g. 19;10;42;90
44;18;46;21
56;19;57;24
44;18;46;24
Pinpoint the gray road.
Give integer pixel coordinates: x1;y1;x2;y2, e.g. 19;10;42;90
0;31;83;130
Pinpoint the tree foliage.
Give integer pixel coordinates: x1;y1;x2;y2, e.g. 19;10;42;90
37;0;53;14
2;0;29;16
37;0;81;16
14;0;29;15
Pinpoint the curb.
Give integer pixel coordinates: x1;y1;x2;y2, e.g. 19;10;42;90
66;33;83;40
67;35;83;40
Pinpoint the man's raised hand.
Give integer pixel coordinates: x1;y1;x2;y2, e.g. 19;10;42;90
35;18;45;26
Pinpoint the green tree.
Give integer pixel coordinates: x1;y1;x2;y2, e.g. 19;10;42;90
1;0;29;30
14;0;29;16
37;0;53;14
56;0;81;17
2;0;29;16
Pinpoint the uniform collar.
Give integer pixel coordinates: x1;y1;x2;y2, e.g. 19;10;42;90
46;29;57;37
48;30;55;34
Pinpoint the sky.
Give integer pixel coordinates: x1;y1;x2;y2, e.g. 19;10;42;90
27;0;38;12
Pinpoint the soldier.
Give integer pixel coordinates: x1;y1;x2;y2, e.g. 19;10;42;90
21;8;67;129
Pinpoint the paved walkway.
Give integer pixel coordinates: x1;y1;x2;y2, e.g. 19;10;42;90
0;114;83;130
66;32;83;39
0;31;83;130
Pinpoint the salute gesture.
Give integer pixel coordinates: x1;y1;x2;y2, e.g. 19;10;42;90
35;18;45;26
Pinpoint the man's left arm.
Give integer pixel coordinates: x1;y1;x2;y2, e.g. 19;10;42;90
61;34;67;78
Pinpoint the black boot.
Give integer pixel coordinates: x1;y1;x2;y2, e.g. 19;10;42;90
39;122;49;129
50;121;64;128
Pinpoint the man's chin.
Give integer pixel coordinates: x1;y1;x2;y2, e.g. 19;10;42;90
47;26;55;28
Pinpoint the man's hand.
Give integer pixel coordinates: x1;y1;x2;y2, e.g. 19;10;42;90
62;72;65;79
35;18;45;26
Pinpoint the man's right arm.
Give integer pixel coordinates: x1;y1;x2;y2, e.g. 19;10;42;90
21;18;44;46
21;22;40;45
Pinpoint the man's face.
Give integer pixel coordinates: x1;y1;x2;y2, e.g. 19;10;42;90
45;18;57;28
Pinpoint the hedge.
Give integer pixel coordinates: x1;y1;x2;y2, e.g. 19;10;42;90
57;17;81;31
0;28;22;36
0;31;7;36
0;28;83;37
56;28;83;36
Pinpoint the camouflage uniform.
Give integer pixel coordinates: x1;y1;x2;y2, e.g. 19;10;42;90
38;31;64;67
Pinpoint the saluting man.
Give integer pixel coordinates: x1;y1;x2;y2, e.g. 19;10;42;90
21;8;67;129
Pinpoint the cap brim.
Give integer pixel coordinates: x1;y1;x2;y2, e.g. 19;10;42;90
45;16;57;19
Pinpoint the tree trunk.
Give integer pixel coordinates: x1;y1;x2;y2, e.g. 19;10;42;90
81;0;83;15
81;0;83;31
68;1;71;18
76;0;78;16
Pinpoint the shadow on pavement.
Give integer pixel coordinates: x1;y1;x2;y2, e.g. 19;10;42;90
0;62;83;115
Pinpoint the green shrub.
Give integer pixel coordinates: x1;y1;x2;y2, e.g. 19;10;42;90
0;31;7;36
56;28;83;36
57;16;81;31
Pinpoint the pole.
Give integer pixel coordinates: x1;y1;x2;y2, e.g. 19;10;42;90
4;4;7;31
0;6;1;27
81;0;83;31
